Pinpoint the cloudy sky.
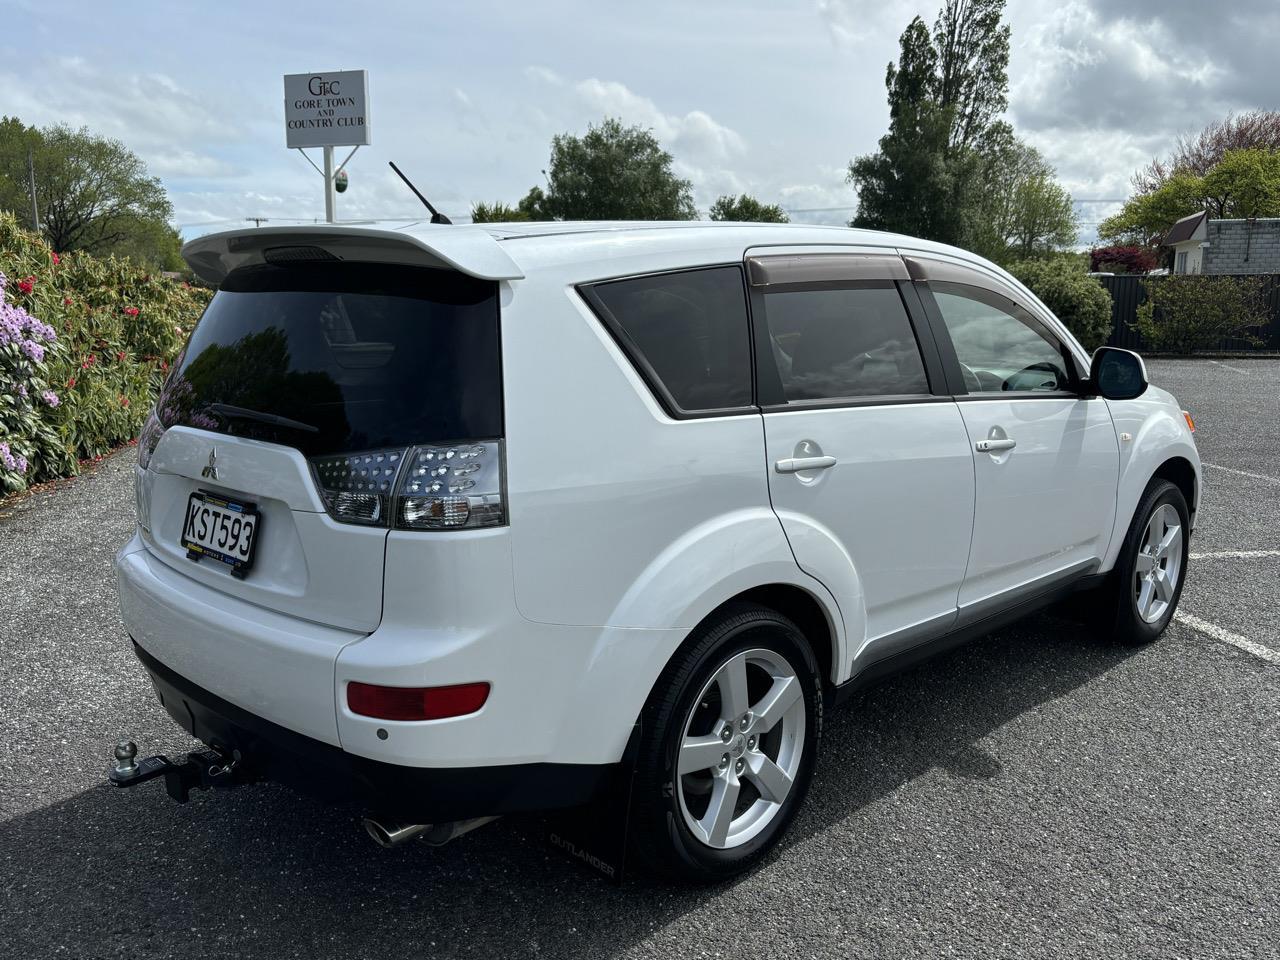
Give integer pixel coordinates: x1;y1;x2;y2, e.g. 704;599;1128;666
2;0;1274;242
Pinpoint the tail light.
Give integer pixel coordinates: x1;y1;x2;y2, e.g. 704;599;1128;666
308;439;505;530
347;680;490;721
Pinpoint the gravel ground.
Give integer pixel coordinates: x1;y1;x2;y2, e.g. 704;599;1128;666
2;361;1278;959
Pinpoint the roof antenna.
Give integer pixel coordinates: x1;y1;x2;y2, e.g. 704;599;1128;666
388;161;452;224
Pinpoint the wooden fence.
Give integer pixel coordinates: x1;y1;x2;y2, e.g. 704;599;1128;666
1099;274;1280;353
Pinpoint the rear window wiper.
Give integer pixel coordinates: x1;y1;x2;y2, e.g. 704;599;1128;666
207;403;320;434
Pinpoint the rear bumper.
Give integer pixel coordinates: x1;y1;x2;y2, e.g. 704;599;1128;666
133;640;614;821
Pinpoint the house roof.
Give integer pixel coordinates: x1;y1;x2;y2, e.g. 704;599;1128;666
1164;210;1208;245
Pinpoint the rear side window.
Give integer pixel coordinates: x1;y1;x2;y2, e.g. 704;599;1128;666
159;262;501;456
583;266;752;414
760;283;929;401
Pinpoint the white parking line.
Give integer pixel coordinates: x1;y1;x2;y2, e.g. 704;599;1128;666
1190;550;1280;560
1203;462;1280;485
1208;359;1251;374
1175;611;1280;665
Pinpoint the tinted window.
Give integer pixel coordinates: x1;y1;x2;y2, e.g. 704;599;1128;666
587;266;752;412
159;262;501;456
762;284;929;401
931;282;1071;393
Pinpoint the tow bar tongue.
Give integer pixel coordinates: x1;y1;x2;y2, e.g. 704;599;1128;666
108;739;249;803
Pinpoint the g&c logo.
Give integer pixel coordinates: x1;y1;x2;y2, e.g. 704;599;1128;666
308;76;341;97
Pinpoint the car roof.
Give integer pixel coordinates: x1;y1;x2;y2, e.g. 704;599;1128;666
183;219;983;285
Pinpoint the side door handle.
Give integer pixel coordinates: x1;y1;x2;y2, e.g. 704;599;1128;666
975;438;1016;453
775;455;837;474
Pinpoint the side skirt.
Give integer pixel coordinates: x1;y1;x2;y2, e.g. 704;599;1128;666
831;569;1109;706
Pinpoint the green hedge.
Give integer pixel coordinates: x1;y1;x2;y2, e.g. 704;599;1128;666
0;213;209;494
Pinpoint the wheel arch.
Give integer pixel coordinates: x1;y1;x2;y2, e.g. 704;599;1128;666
1153;455;1198;518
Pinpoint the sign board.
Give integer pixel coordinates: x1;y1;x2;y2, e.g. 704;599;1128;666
283;70;370;148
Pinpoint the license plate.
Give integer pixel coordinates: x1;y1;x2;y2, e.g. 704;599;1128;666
181;491;260;577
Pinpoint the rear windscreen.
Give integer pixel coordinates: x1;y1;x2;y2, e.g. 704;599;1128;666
157;262;502;456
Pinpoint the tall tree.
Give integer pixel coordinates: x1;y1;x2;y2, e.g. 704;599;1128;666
848;0;1013;245
519;118;696;221
932;0;1011;153
0;119;173;261
848;17;959;240
707;194;789;222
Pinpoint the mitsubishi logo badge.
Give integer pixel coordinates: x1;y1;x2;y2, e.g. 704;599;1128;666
201;448;219;480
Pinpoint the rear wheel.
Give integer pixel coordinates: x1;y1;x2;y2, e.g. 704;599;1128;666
629;603;822;882
1099;479;1190;645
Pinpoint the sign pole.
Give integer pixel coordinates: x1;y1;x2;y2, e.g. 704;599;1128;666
323;145;336;223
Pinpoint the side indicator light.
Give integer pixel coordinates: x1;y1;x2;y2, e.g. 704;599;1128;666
347;681;491;721
1182;410;1196;433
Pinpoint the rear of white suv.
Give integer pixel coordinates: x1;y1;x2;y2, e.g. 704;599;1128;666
117;241;626;827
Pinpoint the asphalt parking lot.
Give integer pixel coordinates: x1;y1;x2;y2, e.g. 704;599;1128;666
2;359;1277;959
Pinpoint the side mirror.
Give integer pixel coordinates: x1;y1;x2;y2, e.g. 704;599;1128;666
1090;347;1148;400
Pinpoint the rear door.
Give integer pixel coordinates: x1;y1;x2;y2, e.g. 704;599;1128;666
916;266;1119;614
140;260;502;633
750;252;976;665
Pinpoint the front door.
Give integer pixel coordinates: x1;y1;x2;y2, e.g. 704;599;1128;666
750;254;976;667
924;279;1119;615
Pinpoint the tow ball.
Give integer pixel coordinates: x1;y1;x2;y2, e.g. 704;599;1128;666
108;739;249;803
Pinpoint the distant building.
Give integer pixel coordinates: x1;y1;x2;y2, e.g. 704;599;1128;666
1164;210;1280;275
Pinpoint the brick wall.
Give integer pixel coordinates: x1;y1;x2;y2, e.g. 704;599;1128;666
1205;219;1280;274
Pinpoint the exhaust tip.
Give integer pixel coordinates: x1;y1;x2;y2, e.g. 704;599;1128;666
362;817;394;848
362;817;431;848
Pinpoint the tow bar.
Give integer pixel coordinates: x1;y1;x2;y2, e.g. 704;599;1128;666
108;739;251;803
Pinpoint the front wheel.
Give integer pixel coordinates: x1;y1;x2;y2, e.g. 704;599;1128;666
629;603;822;882
1102;479;1191;645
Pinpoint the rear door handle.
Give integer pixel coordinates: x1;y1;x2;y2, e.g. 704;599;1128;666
975;438;1016;453
775;455;837;474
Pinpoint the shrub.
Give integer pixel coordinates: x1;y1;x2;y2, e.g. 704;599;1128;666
1089;245;1158;275
1134;275;1268;354
1008;258;1114;351
0;213;209;493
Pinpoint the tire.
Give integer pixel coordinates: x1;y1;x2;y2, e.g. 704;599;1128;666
1098;479;1191;645
628;602;823;882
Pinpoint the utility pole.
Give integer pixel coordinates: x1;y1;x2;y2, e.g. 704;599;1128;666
246;217;270;228
26;146;39;232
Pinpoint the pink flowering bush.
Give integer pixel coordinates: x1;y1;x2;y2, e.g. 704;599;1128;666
0;270;59;493
0;213;210;494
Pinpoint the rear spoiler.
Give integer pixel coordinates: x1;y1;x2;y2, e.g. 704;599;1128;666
182;224;525;285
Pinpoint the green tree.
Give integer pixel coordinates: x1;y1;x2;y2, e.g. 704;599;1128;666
0;119;174;264
1009;258;1113;351
848;0;1013;245
469;201;530;223
1134;275;1268;354
971;137;1077;262
1099;148;1280;247
707;194;789;222
520;118;696;221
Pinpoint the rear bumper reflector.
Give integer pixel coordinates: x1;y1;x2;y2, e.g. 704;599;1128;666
346;681;491;721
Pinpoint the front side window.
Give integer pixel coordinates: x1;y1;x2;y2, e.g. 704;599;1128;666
760;283;929;402
930;282;1072;394
584;266;752;414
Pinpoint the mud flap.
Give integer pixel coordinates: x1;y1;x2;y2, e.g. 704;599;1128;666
545;721;641;885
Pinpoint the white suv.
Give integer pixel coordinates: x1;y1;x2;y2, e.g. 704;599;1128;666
115;221;1199;881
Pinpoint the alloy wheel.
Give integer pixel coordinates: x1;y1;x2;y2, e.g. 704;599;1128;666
1133;502;1184;623
676;647;806;850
